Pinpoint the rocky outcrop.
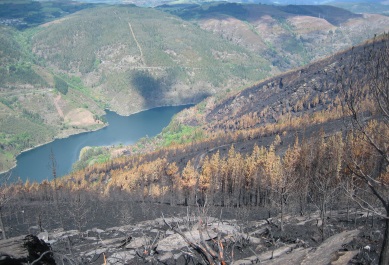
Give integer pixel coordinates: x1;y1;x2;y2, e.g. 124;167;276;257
0;212;370;265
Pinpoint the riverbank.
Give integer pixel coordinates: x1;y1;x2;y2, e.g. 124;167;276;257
2;105;192;183
105;102;196;117
0;122;107;178
0;103;196;178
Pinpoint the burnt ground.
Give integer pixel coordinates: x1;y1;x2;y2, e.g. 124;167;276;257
0;199;386;265
0;115;380;265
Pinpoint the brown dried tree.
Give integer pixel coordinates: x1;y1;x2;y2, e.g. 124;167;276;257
338;33;389;265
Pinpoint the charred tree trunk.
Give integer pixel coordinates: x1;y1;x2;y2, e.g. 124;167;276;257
0;207;6;240
379;212;389;265
280;194;284;232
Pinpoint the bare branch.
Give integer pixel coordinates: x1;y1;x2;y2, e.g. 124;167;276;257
30;250;52;265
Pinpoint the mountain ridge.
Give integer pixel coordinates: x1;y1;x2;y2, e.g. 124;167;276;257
74;34;389;175
1;2;388;173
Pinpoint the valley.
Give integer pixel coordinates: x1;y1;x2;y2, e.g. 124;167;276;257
1;1;388;173
0;1;389;264
1;31;388;265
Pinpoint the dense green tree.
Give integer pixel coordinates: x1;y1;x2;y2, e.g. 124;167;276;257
54;76;68;95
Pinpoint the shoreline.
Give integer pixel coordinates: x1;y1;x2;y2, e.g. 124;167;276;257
0;123;108;177
104;102;195;117
0;103;195;178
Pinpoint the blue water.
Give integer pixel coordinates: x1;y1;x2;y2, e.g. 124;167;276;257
10;105;190;182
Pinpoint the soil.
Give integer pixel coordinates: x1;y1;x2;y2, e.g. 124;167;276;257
0;200;386;265
64;108;101;127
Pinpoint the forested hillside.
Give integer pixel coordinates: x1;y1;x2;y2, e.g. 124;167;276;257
30;5;270;115
50;34;388;202
1;2;388;173
0;25;105;173
1;33;388;265
161;3;389;70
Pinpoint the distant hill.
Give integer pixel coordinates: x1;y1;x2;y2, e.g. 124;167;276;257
329;1;389;16
0;26;105;173
31;5;271;115
31;3;389;116
0;0;98;29
159;3;389;71
1;2;388;173
61;0;388;7
57;35;389;222
0;26;46;88
70;34;389;175
168;34;388;153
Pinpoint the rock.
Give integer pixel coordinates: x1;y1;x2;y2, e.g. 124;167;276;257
232;244;296;265
125;236;151;249
331;250;359;265
165;230;174;235
0;235;27;260
255;244;266;252
173;253;182;260
261;247;312;265
157;229;218;252
28;226;41;235
252;220;268;227
209;222;238;234
46;239;57;245
246;235;261;244
301;229;360;265
37;231;49;242
48;228;64;240
249;225;270;236
106;251;135;264
128;249;136;255
101;236;127;248
84;237;98;241
91;228;105;234
157;234;185;252
158;222;238;252
84;248;107;257
158;252;174;262
49;230;78;240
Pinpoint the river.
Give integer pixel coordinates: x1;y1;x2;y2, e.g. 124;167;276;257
9;105;191;183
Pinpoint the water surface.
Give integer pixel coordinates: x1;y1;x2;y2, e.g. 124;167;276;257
11;105;190;182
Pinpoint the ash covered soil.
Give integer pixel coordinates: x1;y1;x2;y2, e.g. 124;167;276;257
0;202;386;265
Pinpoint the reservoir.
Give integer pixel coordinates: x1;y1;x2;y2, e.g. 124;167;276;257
10;105;190;183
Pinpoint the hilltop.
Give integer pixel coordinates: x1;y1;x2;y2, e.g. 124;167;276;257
160;3;389;71
28;3;389;116
92;33;389;171
31;5;270;115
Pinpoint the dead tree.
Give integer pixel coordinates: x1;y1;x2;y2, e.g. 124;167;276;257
0;172;12;240
162;201;245;265
68;191;90;233
337;33;389;265
49;149;64;228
